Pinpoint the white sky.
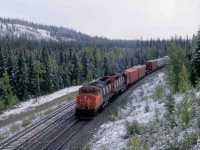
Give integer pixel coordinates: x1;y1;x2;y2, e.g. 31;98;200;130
0;0;200;39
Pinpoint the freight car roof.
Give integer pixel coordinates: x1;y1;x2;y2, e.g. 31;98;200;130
132;65;146;69
146;60;157;62
125;68;138;72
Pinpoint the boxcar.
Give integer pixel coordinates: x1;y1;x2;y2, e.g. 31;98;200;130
156;58;165;67
132;65;146;78
146;60;158;70
124;68;139;84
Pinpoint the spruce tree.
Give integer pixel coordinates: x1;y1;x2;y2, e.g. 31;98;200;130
41;48;53;94
179;64;189;93
15;48;28;101
166;43;187;93
27;54;37;97
71;51;79;84
81;50;88;82
0;47;5;78
2;71;17;107
0;80;7;110
103;56;109;76
190;28;200;87
34;60;42;98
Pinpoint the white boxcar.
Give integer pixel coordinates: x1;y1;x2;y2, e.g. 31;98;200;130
156;58;165;67
164;56;169;63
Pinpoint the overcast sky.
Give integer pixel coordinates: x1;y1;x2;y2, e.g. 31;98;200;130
0;0;200;40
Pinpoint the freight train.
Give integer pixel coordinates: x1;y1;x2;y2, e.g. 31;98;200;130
75;56;169;119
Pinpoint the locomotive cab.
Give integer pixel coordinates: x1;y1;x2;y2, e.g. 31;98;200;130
75;86;102;118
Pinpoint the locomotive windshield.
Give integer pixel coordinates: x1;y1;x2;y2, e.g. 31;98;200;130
79;87;97;95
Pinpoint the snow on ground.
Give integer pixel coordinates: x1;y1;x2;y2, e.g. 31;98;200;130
0;23;57;41
0;85;81;120
90;72;167;150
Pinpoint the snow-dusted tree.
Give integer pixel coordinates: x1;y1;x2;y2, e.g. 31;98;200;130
179;64;189;93
15;48;28;101
34;60;42;98
81;50;88;83
190;28;200;87
0;47;5;77
2;71;17;108
166;43;187;93
40;47;53;94
0;80;6;111
165;93;176;128
27;54;37;97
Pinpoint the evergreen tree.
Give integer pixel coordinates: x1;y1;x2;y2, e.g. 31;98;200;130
166;43;187;93
81;50;88;82
2;71;17;107
34;60;42;97
71;51;79;84
0;47;5;77
15;48;28;101
103;56;109;76
0;80;7;110
5;48;15;93
40;48;53;94
165;93;176;128
179;64;189;93
190;28;200;87
27;54;37;97
62;51;69;87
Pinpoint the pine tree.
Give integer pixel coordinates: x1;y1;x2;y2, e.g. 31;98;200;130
0;80;7;111
27;54;37;97
179;64;189;93
103;56;109;76
71;51;79;84
166;43;187;93
0;47;5;78
5;48;15;94
2;71;17;107
34;60;42;98
81;50;88;83
190;28;200;87
15;48;28;101
41;47;53;94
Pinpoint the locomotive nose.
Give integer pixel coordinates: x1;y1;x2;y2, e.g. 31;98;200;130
76;94;97;109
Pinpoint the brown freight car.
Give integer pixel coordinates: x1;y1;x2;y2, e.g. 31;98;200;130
125;68;139;84
132;65;146;78
146;60;158;70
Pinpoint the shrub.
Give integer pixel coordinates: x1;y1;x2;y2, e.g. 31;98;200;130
153;84;164;101
126;121;141;137
22;115;35;127
0;100;5;112
10;124;20;133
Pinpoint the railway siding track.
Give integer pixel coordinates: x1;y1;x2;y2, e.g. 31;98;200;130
0;101;76;150
41;120;88;150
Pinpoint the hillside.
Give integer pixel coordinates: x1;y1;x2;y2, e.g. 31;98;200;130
0;17;91;42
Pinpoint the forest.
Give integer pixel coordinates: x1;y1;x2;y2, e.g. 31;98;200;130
0;17;197;112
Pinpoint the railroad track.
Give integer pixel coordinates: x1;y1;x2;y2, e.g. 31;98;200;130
40;120;88;150
0;101;76;150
